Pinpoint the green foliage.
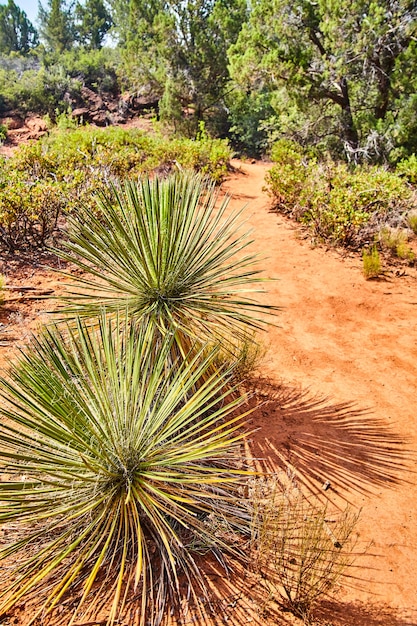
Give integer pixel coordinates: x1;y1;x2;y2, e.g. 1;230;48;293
0;0;38;54
0;168;68;251
0;123;7;143
0;61;81;115
0;316;252;625
0;46;119;116
252;478;359;622
228;0;417;161
38;0;76;53
226;88;275;156
267;143;416;248
55;172;275;359
0;125;232;251
266;139;313;211
396;153;417;184
362;246;382;279
115;0;248;136
379;226;416;261
75;0;112;49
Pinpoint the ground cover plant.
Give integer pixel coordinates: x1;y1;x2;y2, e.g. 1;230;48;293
0;124;232;251
0;316;254;626
362;245;383;279
266;140;417;260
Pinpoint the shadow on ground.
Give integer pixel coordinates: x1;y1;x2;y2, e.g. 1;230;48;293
313;598;416;625
245;379;413;500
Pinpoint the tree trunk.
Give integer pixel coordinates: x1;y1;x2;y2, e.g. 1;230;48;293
339;77;359;150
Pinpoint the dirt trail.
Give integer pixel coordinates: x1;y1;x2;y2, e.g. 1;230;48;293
0;158;416;625
223;159;417;624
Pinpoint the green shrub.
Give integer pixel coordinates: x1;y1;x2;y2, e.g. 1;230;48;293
396;153;417;184
0;48;119;116
266;140;313;212
362;245;382;279
0;125;233;251
0;317;252;625
0;173;68;251
267;146;416;249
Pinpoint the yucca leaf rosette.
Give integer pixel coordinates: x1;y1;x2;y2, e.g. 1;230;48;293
56;172;276;353
0;316;252;625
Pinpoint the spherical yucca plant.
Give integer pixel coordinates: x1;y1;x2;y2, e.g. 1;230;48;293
55;172;276;360
0;315;252;626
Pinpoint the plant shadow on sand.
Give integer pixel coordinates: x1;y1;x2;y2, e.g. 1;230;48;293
312;598;416;625
245;379;413;501
150;560;417;626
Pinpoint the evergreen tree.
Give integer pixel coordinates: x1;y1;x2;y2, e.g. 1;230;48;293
75;0;112;49
110;0;248;134
38;0;76;52
228;0;417;160
0;0;39;54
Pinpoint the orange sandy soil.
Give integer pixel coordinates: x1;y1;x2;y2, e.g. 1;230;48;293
0;157;416;625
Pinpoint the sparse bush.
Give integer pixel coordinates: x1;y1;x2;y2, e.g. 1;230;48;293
362;245;382;279
251;478;359;623
267;146;417;250
379;226;415;261
407;211;417;235
0;126;233;251
208;332;266;383
379;226;409;251
396;242;415;261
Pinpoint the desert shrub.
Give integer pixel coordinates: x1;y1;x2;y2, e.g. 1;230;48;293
0;126;233;251
55;172;276;362
379;226;415;261
0;316;253;625
54;47;119;94
396;153;417;184
0;49;119;116
362;245;383;279
0;64;81;116
266;139;314;212
0;173;68;251
251;478;359;622
407;211;417;235
267;145;416;249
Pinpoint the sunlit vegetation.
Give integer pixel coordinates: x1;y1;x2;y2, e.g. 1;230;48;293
0;124;232;251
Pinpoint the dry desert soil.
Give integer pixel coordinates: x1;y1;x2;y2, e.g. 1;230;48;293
0;156;416;625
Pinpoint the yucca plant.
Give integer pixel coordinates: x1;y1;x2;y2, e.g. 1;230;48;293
0;315;253;626
55;172;276;360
